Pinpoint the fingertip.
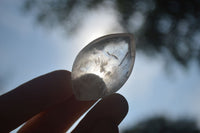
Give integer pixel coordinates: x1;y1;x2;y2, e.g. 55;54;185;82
91;119;119;133
104;93;129;113
108;93;129;119
100;93;129;125
72;93;129;133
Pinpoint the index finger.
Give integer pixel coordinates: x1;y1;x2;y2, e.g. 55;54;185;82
0;70;74;132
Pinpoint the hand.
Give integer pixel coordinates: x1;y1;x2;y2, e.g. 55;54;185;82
0;70;128;133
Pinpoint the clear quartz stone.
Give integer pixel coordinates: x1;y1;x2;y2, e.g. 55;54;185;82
71;33;135;101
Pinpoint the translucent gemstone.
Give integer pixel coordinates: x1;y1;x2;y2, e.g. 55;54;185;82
71;33;135;101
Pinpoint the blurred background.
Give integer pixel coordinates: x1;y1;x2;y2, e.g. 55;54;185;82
1;0;200;132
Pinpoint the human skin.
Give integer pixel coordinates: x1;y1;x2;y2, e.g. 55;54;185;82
0;70;128;133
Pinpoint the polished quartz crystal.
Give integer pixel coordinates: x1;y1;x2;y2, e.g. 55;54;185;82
71;33;135;101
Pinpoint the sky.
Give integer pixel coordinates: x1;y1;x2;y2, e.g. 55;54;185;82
0;0;200;132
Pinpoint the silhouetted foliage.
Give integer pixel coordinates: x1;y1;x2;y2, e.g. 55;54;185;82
23;0;200;68
123;116;200;133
